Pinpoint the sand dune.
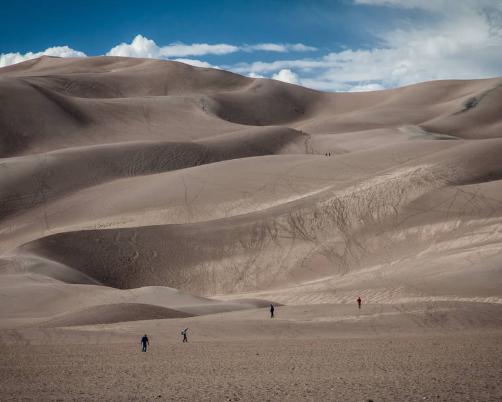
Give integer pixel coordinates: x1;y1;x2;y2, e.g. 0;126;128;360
11;139;502;297
2;56;500;157
0;126;305;221
0;56;502;331
1;56;502;401
0;265;270;329
40;303;193;327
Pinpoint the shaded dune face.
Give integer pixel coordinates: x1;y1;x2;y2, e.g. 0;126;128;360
0;126;306;221
40;303;193;328
1;56;502;326
20;139;502;295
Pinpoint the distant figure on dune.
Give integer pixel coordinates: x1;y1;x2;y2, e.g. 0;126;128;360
140;334;149;352
270;304;275;318
181;328;188;343
357;297;362;309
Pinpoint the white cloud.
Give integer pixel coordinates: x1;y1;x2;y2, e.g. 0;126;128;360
229;0;502;91
354;0;443;9
353;0;497;12
272;69;301;85
289;43;318;52
173;58;219;69
0;46;86;68
160;43;239;57
106;35;159;58
348;83;385;92
247;72;265;78
106;35;315;59
106;35;239;58
245;43;317;52
0;35;316;72
231;59;325;74
1;1;501;94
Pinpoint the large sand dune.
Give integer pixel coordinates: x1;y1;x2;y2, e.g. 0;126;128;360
1;56;502;327
2;55;502;401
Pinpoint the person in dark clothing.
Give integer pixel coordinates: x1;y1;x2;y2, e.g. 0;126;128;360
181;328;188;343
141;334;149;352
270;304;275;318
357;297;362;309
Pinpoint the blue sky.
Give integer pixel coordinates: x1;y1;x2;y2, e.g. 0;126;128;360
1;0;501;91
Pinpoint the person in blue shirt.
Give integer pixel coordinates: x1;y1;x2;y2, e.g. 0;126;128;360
140;334;149;352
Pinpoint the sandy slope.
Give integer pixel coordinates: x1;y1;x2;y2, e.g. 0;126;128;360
0;56;501;336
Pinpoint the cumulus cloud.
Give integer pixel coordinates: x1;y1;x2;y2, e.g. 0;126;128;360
107;35;239;58
106;35;159;58
1;1;501;94
173;58;219;68
272;69;301;85
230;0;502;91
0;46;86;68
0;35;316;70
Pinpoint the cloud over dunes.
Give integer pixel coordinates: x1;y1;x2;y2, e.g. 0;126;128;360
106;35;316;58
0;46;86;68
173;58;219;68
272;69;301;85
1;0;501;92
107;35;240;58
244;43;317;52
232;0;502;91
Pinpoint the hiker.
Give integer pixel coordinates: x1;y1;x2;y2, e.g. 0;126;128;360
140;334;149;352
270;304;275;318
357;297;362;309
181;328;188;343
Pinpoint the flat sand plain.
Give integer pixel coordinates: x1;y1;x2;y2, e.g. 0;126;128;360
2;303;502;401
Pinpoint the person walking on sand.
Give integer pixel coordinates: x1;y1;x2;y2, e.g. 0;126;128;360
270;304;275;318
181;328;188;343
140;334;149;352
357;297;362;309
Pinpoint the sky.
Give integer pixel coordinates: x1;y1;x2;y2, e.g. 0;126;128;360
1;0;502;92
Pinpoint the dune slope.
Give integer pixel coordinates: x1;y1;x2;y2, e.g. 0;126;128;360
1;56;502;327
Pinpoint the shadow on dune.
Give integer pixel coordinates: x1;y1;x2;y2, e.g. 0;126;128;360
40;303;193;328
